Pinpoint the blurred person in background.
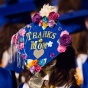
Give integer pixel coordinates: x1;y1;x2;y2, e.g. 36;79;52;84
57;0;84;35
58;0;81;14
71;30;88;87
0;23;25;88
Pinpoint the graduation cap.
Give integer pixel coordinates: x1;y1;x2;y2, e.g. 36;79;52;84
11;4;73;74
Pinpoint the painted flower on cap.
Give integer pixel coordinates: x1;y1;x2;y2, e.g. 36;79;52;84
19;28;26;37
60;30;69;37
32;59;38;66
60;34;72;46
32;13;41;23
19;43;24;50
48;12;59;20
57;45;66;53
40;4;57;17
48;20;55;28
34;65;42;72
50;53;55;58
30;66;35;74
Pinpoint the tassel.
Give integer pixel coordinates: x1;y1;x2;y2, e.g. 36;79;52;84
9;40;13;63
17;51;21;68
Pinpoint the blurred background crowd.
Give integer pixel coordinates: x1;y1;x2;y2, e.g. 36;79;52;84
0;0;88;88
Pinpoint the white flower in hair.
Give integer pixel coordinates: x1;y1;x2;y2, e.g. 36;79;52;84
40;4;57;17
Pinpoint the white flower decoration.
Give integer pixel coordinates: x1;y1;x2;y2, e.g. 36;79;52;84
40;4;57;17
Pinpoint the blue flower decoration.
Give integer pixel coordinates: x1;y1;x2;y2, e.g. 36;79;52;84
19;37;24;43
42;16;48;22
38;58;47;67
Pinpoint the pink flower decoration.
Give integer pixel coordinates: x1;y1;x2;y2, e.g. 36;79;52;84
19;43;24;50
30;66;35;74
19;28;26;37
48;20;55;28
57;45;66;53
60;30;69;37
22;54;27;59
34;65;42;72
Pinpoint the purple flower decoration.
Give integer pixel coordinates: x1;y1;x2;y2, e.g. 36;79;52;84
50;53;55;58
22;54;27;59
30;66;35;74
48;20;55;28
60;34;72;46
32;13;41;23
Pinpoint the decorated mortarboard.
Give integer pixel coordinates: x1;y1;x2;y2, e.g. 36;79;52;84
11;4;72;74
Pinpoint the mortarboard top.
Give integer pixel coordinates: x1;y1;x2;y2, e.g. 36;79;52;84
11;4;73;74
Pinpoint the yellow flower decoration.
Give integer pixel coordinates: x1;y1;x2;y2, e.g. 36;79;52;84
42;22;48;30
27;62;32;68
26;60;33;68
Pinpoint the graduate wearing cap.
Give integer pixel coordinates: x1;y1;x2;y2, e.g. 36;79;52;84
11;4;80;88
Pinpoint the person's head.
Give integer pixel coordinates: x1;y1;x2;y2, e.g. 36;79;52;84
0;23;25;68
71;30;87;55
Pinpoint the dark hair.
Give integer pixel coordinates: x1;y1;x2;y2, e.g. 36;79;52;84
49;46;79;88
0;23;25;64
